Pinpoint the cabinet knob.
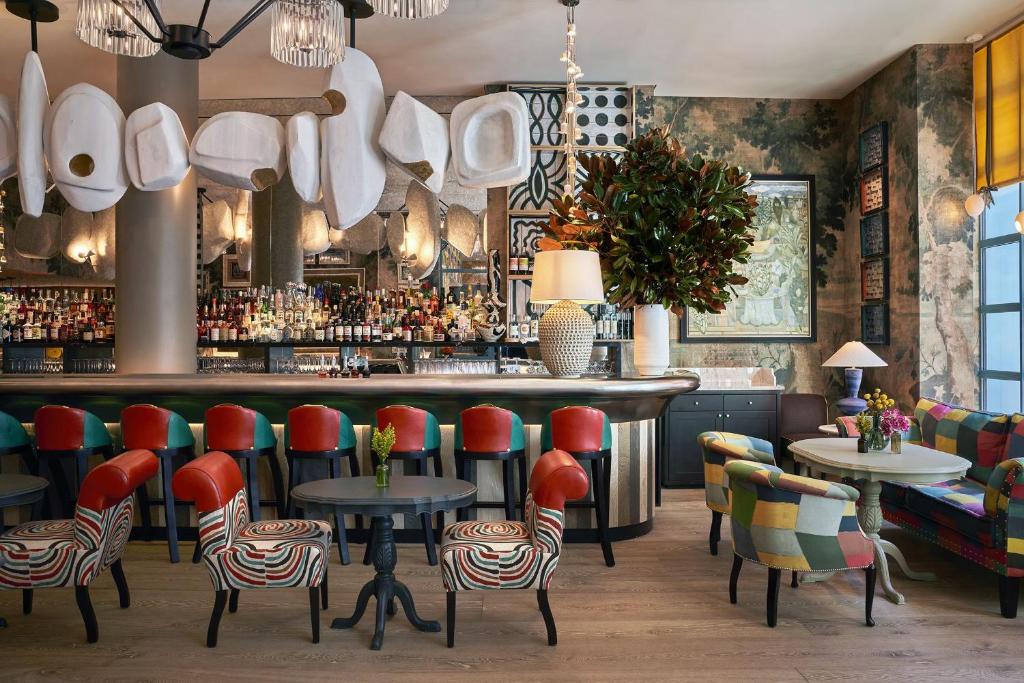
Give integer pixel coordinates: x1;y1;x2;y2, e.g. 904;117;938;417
726;414;731;418
694;401;699;406
747;400;753;405
717;413;723;418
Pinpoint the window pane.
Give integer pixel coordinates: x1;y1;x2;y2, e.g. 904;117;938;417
985;185;1021;239
985;378;1022;413
984;242;1021;305
985;311;1021;372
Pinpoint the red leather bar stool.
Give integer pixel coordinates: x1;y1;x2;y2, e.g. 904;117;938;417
454;405;527;523
33;405;114;520
120;404;196;563
285;405;362;565
541;406;615;567
203;404;285;524
0;410;35;475
368;405;443;566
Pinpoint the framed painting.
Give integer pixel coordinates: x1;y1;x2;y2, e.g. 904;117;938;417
860;213;888;258
860;258;889;301
860;166;888;214
221;254;250;288
681;175;816;342
861;303;890;345
859;122;888;172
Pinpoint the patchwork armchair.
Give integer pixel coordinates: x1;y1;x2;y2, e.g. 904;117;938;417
725;460;876;627
172;451;332;647
441;448;589;647
0;449;158;642
698;431;776;555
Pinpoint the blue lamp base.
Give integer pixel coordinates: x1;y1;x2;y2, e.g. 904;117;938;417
835;367;866;416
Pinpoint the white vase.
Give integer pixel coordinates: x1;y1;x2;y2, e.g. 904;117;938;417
634;304;670;376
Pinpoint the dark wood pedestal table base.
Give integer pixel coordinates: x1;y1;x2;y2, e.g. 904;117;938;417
0;474;49;628
291;476;475;650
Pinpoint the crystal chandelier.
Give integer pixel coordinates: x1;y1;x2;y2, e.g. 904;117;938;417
271;0;345;68
369;0;449;19
76;0;162;57
560;0;583;197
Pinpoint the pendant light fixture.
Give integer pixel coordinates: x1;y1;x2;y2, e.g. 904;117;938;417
967;44;997;219
560;0;582;198
76;0;162;57
369;0;449;19
271;0;345;68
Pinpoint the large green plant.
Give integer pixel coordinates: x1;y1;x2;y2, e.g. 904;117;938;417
543;127;757;316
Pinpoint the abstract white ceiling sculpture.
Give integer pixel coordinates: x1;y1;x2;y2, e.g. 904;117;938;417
301;207;332;256
341;212;385;254
12;212;60;259
202;199;235;264
124;102;190;191
0;96;15;182
404;181;440;279
445;203;478;257
450;92;530;189
320;48;386;229
18;51;49;218
286;111;321;203
190;112;286;192
379;91;449;194
386;210;405;256
44;83;129;212
233;190;253;270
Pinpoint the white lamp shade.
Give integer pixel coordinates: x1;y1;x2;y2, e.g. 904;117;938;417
530;250;604;304
822;341;888;368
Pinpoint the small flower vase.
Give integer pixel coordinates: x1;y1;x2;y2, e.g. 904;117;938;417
890;432;902;454
375;462;390;488
865;414;889;452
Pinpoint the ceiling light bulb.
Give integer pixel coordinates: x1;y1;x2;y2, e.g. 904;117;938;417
964;193;986;218
1015;210;1024;234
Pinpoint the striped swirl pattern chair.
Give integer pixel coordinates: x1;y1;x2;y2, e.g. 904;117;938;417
698;431;776;555
0;449;158;642
725;460;876;627
441;449;589;647
172;451;331;647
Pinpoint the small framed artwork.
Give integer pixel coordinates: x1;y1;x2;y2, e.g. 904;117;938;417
859;122;888;172
221;254;250;288
304;267;365;290
860;166;888;214
861;303;890;345
860;258;888;301
860;213;889;258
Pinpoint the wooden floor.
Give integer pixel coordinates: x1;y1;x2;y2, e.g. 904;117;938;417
2;489;1022;682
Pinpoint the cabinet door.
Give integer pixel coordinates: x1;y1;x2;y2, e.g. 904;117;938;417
722;411;777;448
664;410;722;487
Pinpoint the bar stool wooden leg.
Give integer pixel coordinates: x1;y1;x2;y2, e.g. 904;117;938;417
136;480;153;541
416;458;438;566
432;451;444;539
501;458;516;523
347;453;364;530
517;454;528;522
285;455;299;519
455;454;467;522
161;457;180;563
590;456;615;567
266;452;286;519
244;457;261;522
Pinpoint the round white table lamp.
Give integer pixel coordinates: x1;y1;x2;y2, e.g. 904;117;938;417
530;250;604;377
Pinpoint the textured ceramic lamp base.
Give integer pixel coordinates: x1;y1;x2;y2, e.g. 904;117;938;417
538;299;595;378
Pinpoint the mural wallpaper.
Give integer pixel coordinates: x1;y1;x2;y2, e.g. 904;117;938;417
639;43;977;411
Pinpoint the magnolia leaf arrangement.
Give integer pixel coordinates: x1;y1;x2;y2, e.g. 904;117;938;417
542;126;758;316
371;423;396;464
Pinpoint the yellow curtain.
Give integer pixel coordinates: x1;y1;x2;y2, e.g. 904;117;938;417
977;26;1024;190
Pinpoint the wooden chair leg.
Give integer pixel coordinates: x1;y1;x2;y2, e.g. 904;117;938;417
417;458;437;566
590;457;614;567
228;589;240;613
285;455;298;519
75;585;99;643
207;590;228;647
1000;575;1020;619
455;455;467;523
537;589;557;646
767;568;781;627
446;591;456;648
865;565;876;627
22;589;32;615
321;567;328;610
136;482;153;542
334;504;350;565
709;510;723;556
309;586;320;644
501;458;516;522
729;555;742;604
432;451;444;538
162;458;181;563
791;571;799;588
110;559;131;608
192;537;203;564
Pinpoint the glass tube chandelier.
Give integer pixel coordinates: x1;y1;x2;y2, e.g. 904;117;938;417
76;0;162;57
271;0;345;68
560;0;583;198
369;0;449;19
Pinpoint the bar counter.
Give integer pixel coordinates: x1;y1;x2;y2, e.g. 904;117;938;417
0;372;700;541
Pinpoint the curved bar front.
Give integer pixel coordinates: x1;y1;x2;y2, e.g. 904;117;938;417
0;372;699;541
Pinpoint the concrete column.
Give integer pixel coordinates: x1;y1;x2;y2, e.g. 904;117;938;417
269;172;305;285
115;53;198;374
250;188;273;287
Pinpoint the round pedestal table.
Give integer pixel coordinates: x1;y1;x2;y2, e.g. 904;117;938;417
291;475;475;650
787;438;970;605
0;474;49;628
818;424;840;436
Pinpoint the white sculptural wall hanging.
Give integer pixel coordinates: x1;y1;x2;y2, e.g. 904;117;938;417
12;212;60;259
233;189;253;271
301;207;332;256
191;111;286;192
404;181;441;279
379;91;449;194
341;212;385;255
18;51;49;218
286;111;321;203
0;95;16;182
450;92;530;189
320;48;386;230
124;102;190;191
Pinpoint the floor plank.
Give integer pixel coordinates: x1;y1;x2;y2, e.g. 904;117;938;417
1;490;1020;682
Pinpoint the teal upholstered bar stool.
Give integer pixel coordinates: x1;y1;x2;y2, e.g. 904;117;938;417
34;405;114;519
0;410;34;474
454;405;528;523
204;404;283;523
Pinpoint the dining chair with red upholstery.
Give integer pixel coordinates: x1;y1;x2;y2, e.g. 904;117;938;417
441;448;589;647
454;405;527;523
172;450;332;647
33;405;114;519
0;449;158;642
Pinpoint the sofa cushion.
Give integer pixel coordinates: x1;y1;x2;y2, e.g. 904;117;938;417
914;398;1010;483
903;478;997;547
1003;414;1024;460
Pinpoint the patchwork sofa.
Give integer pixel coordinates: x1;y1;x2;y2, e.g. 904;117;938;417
879;398;1024;617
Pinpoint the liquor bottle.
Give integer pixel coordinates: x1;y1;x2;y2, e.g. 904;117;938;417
519;314;530;341
508;315;519;341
